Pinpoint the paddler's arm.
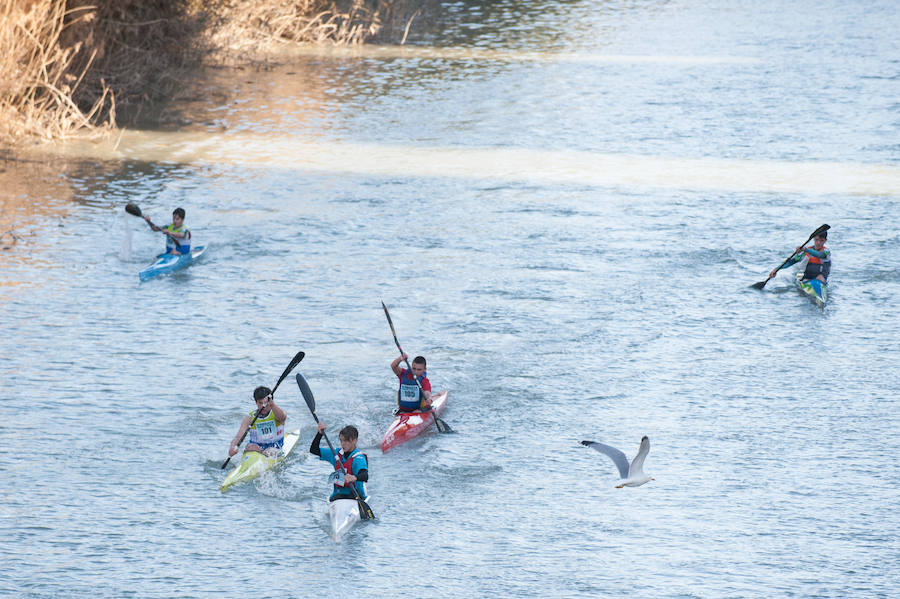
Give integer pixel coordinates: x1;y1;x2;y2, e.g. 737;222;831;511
310;422;333;461
228;415;251;456
309;430;323;456
804;247;829;259
769;249;805;279
345;455;369;484
421;378;432;406
390;354;406;376
268;400;286;425
344;470;367;484
143;215;161;232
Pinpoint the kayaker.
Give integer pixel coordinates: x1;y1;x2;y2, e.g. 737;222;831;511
769;229;831;293
144;207;191;255
227;386;287;458
310;423;369;501
391;353;432;413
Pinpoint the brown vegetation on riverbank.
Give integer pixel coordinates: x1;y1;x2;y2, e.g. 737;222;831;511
0;1;112;141
1;0;427;144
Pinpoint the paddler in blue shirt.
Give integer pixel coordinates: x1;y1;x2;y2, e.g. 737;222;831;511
144;207;191;255
769;229;831;294
391;353;432;413
228;386;287;458
310;423;369;501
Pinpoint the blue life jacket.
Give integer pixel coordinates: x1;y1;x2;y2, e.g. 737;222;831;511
397;369;427;411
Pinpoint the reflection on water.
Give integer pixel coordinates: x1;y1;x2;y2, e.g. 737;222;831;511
47;131;900;195
279;44;762;64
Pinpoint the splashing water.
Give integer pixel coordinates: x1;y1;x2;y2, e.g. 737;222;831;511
119;209;132;262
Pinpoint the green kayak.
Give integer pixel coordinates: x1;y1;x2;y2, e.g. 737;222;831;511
220;429;300;492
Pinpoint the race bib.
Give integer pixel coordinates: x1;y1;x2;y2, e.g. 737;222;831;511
255;420;277;442
400;384;419;403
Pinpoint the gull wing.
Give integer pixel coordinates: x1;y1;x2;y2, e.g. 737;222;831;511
581;440;630;479
628;436;650;477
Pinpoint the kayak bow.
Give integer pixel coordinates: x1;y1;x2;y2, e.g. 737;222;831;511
795;272;828;308
381;390;449;453
328;498;364;541
220;429;300;492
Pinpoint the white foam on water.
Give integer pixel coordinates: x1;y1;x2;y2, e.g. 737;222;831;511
119;209;133;262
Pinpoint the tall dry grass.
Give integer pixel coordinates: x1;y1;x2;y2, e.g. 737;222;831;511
1;0;428;143
0;1;114;142
208;0;380;53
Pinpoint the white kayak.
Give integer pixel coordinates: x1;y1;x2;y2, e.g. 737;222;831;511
328;498;364;541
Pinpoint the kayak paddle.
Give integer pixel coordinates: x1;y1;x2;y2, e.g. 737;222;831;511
221;351;305;469
751;224;830;290
381;301;452;434
125;202;185;251
296;372;375;520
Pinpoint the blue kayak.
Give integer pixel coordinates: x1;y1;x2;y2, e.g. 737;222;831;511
795;271;827;308
139;245;207;282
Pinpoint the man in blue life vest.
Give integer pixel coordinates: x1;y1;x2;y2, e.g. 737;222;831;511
145;207;190;255
227;386;287;458
391;353;432;413
770;229;831;296
310;423;369;501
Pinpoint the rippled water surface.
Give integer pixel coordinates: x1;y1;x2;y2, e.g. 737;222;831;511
2;1;899;597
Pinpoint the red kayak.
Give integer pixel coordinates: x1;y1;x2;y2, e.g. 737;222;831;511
381;390;449;453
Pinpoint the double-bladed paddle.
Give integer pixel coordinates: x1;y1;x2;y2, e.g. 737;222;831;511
125;202;185;252
381;301;452;434
296;373;375;520
220;351;305;469
751;224;830;290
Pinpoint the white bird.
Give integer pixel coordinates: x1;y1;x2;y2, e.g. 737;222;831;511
581;436;653;488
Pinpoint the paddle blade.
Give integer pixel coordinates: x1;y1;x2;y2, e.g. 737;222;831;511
358;498;375;520
433;415;454;434
271;351;305;395
125;203;142;217
381;301;398;336
296;373;316;415
751;279;769;290
813;224;830;237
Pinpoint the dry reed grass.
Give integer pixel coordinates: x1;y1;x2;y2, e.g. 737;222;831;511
0;1;114;142
1;0;428;143
205;0;427;61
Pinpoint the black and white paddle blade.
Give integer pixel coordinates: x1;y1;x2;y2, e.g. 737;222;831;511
125;203;142;217
581;440;631;479
433;413;453;434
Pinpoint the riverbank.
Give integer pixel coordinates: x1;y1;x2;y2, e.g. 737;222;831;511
0;0;428;144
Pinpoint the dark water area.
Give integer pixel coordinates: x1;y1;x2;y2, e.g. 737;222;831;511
2;1;899;597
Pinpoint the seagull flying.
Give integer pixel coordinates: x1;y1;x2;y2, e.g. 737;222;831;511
581;436;653;488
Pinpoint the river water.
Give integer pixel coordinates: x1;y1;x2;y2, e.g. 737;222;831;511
2;0;899;597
